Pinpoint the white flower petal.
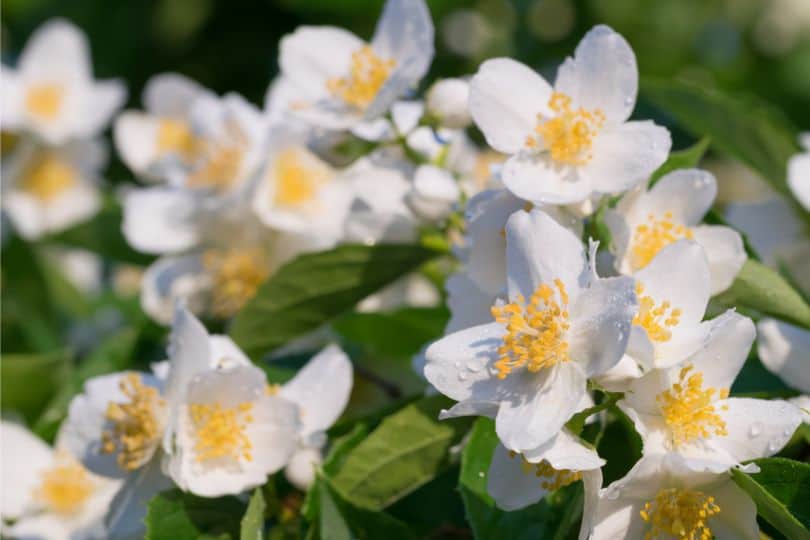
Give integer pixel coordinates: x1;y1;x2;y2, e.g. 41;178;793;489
1;421;53;520
391;100;424;134
594;354;642;392
487;443;549;511
140;254;210;326
691;224;746;294
642;168;717;225
495;362;586;451
788;152;810;211
590;496;646;540
709;480;760;540
444;271;497;333
81;79;126;137
105;456;172;540
584;121;671;194
469;58;553;154
285;447;323;491
113;112;163;178
280;344;353;436
502;153;593;205
568;275;637;376
757;318;810;393
19;18;91;83
143;72;209;116
505;209;587;302
689;310;755;390
522;429;604;471
122;187;202;254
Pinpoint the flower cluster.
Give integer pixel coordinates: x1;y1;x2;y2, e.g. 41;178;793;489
1;1;808;539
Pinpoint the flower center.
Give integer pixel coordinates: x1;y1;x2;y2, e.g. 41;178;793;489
633;282;682;343
25;83;64;120
186;121;246;192
327;46;395;109
640;487;720;540
203;248;270;319
528;92;605;166
491;279;571;379
509;451;582;491
272;148;332;207
656;365;729;448
189;401;254;463
33;453;94;515
20;152;77;202
631;212;694;270
157;119;198;160
102;373;165;471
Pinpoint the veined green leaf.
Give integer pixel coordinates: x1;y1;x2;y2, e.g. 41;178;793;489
240;489;266;540
649;137;711;185
731;458;810;539
145;489;245;540
329;395;470;511
229;244;439;360
1;349;72;423
714;259;810;329
641;77;800;199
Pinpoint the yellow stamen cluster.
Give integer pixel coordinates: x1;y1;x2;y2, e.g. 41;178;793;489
25;83;64;120
189;401;255;463
33;454;94;515
640;488;720;540
203;248;271;319
631;212;694;270
265;383;281;396
529;92;605;166
157;119;198;160
20;152;77;202
327;46;395;109
633;282;682;342
187;122;246;192
491;279;571;379
102;373;165;471
509;451;582;491
272;148;331;207
657;365;729;448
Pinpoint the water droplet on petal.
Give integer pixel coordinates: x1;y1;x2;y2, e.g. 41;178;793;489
458;372;468;382
749;422;763;437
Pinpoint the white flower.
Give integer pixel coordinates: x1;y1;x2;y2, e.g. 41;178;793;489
469;25;670;206
624;240;712;371
425;209;637;452
426;78;471;129
1;19;125;144
619;311;802;471
278;0;434;130
787;133;810;211
757;318;810;397
487;430;602;517
1;421;120;540
591;454;759;540
605;168;747;294
113;73;214;181
1;138;104;239
406;165;460;222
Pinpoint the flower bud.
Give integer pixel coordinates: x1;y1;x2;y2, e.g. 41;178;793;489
426;78;471;129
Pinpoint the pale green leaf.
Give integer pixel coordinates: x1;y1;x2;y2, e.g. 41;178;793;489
240;489;265;540
145;489;245;540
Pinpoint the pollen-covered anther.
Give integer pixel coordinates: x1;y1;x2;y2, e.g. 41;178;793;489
156;119;198;160
491;279;571;379
186;120;247;192
327;46;395;109
640;487;720;540
101;373;165;471
633;282;682;342
528;91;605;166
190;401;255;463
33;453;94;515
509;451;582;491
203;248;271;319
272;148;331;207
657;364;729;448
631;212;694;270
25;82;64;120
21;153;77;201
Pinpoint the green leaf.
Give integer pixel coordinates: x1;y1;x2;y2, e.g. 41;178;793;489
649;137;711;185
731;458;810;539
641;77;801;199
565;391;621;436
1;349;72;422
145;489;246;540
230;244;439;360
317;480;352;540
240;489;266;540
459;418;573;540
329;395;470;511
33;327;140;441
48;198;153;265
714;259;810;329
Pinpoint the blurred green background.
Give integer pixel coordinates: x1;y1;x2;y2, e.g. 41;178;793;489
3;0;810;132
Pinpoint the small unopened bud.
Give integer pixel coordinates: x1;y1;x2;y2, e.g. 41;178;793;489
426;78;471;129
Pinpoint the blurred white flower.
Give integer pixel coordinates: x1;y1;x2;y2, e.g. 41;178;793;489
1;421;120;540
2;137;104;239
278;0;434;130
757;318;810;422
406;165;460;222
591;454;759;540
1;19;126;145
425;210;636;452
426;78;471;129
620;311;801;470
787;132;810;211
469;25;670;207
605;168;746;294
